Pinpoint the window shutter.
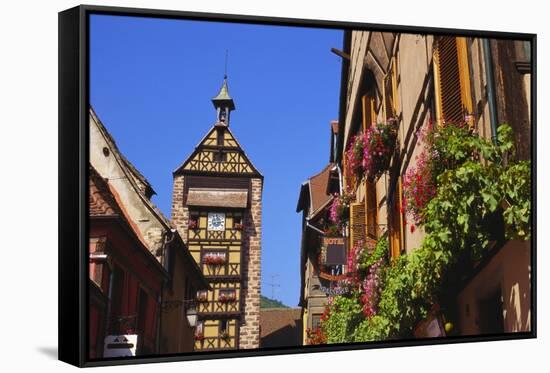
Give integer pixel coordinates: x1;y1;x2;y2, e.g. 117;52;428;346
350;202;366;248
390;178;404;258
383;58;398;120
366;181;378;238
434;36;473;126
383;72;394;120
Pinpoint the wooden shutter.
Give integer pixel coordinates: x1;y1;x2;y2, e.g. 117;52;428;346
390;178;404;258
383;57;398;120
350;202;366;248
366;181;378;238
433;36;473;126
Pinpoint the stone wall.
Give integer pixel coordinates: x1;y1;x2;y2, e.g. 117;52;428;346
171;174;189;242
239;177;262;349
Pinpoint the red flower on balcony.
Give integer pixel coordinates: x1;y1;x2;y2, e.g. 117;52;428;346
362;119;398;180
203;253;227;265
196;291;208;302
218;292;236;303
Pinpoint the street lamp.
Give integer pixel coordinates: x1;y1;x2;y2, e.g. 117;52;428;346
186;303;198;327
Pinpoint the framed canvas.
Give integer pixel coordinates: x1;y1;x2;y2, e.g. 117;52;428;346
58;4;536;368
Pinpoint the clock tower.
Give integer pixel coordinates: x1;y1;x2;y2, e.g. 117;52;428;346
171;76;263;351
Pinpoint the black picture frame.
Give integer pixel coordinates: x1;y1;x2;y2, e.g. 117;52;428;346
59;4;536;368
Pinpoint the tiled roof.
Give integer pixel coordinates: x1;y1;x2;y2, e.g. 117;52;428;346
89;165;119;217
89;107;156;198
260;308;303;348
308;163;334;217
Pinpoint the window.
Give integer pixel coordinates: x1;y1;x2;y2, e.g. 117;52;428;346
220;319;228;333
109;265;125;333
195;321;204;338
137;288;148;352
433;36;473;126
213;151;226;162
311;314;322;330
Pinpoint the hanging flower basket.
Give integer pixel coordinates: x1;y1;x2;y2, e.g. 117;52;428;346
345;133;366;180
323;225;341;237
220;331;230;341
328;191;354;227
188;219;198;229
363;119;398;180
203;253;227;265
403;149;436;226
194;332;205;342
233;222;243;230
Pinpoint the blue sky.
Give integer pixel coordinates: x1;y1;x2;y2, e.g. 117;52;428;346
90;14;342;307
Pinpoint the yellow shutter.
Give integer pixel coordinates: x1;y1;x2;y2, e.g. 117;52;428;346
350;202;366;248
390;178;404;258
433;36;473;127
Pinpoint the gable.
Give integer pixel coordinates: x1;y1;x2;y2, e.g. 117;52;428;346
174;125;262;177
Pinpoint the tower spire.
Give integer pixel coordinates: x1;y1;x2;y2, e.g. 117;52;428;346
212;55;235;126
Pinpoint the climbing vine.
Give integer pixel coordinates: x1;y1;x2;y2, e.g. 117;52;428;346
321;124;531;343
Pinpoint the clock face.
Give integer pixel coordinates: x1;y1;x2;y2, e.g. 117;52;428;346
207;212;225;231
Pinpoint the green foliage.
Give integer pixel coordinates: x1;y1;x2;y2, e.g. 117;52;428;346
358;237;388;271
322;294;364;343
322;124;531;343
260;295;288;309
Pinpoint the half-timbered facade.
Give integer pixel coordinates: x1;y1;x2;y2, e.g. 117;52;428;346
171;77;263;351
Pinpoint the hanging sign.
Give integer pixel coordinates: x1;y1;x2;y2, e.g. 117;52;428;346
319;284;350;295
319;237;347;281
103;334;138;358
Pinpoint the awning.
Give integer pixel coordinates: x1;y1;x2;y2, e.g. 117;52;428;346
186;188;248;208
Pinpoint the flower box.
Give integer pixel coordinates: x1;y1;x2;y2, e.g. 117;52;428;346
196;291;208;302
218;291;237;303
203;253;227;265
